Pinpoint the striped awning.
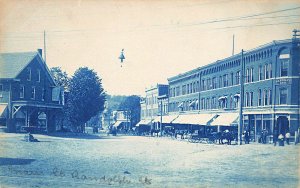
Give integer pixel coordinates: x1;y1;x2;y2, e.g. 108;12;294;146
210;113;239;126
172;113;216;125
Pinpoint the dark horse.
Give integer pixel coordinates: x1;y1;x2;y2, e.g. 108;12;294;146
214;131;234;145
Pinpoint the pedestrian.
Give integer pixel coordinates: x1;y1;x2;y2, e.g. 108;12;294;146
285;132;291;145
278;134;284;146
273;129;279;146
245;130;250;144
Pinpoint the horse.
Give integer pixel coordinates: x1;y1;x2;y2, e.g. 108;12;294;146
150;129;160;137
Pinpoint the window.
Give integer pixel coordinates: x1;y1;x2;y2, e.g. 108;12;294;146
219;76;222;88
193;82;196;93
268;64;272;78
31;87;36;99
37;69;41;82
202;79;206;91
258;65;263;80
280;59;289;77
207;78;211;90
250;92;253;106
269;90;272;105
264;90;268;106
27;68;31;81
212;77;217;89
190;83;192;93
279;88;287;104
236;71;240;85
245;92;249;107
20;85;25;98
223;74;228;87
230;73;234;86
258;89;262;106
182;85;186;95
250;68;254;82
245;68;249;83
265;64;269;79
206;98;210;109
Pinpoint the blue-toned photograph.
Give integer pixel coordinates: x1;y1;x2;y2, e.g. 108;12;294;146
0;0;299;187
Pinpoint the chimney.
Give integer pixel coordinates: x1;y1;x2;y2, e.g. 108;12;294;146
38;49;42;57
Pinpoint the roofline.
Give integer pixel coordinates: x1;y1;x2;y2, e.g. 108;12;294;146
168;38;294;82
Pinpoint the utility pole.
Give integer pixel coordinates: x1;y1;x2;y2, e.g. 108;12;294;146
238;49;245;145
44;30;46;64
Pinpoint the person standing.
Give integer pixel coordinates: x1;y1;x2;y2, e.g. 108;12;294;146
273;129;279;146
285;132;291;145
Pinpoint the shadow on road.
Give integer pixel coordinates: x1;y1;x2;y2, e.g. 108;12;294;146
0;157;35;166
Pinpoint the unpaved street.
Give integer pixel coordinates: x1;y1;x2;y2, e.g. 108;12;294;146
0;133;299;188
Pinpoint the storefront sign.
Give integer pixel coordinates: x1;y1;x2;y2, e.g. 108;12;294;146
275;78;292;85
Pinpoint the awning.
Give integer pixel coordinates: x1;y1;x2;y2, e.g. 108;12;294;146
234;94;240;98
151;115;179;124
189;101;196;107
218;96;227;101
0;104;7;117
210;113;239;126
113;121;124;127
172;113;216;125
135;119;152;127
178;102;183;108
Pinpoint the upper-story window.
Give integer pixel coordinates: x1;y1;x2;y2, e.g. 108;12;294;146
219;76;222;88
250;67;254;82
31;86;35;99
245;68;249;83
258;89;262;106
230;73;234;86
207;78;211;90
182;85;186;95
258;65;263;80
202;79;206;91
27;68;31;81
223;74;228;87
236;71;240;85
279;88;287;105
37;69;41;82
264;64;269;79
280;58;289;77
42;88;46;101
212;77;217;89
20;85;25;98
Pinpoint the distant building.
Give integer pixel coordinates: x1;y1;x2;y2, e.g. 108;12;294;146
112;110;130;130
0;49;64;132
137;84;169;130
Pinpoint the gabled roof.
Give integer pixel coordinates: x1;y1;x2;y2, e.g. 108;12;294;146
0;51;37;79
0;51;56;86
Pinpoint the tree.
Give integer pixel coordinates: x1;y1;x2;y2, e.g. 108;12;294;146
50;67;70;90
68;67;106;132
118;95;141;128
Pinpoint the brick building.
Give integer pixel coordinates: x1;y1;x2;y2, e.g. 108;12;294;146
167;35;300;140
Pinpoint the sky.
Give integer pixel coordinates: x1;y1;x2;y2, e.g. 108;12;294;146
0;0;300;96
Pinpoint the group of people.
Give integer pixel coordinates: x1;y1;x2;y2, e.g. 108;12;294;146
273;129;291;146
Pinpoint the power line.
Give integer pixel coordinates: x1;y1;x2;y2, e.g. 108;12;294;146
216;21;300;30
